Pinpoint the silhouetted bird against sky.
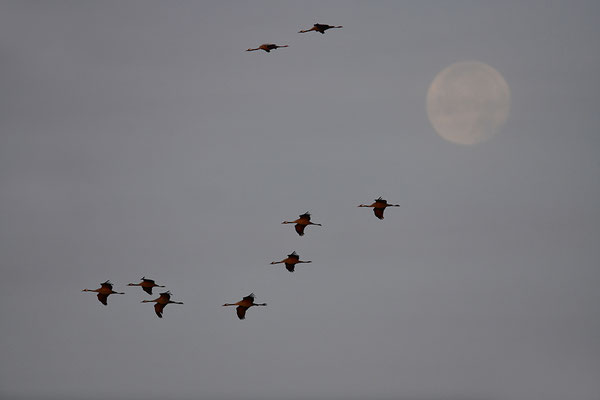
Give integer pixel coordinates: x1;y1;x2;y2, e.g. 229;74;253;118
127;277;165;295
222;293;267;320
298;23;343;34
141;291;183;318
82;280;124;306
270;251;312;272
358;197;400;220
246;43;289;53
282;212;322;236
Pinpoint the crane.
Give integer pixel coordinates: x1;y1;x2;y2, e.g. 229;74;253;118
127;277;165;295
270;251;312;272
82;281;124;306
298;23;343;34
141;291;183;318
246;43;289;53
282;212;322;236
358;197;400;220
222;293;267;320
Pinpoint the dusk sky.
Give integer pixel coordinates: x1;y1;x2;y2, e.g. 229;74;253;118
1;2;599;400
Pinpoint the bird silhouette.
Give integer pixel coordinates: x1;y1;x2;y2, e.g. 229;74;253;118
270;251;312;272
82;281;124;305
358;197;400;220
222;293;267;320
246;43;289;53
141;291;183;318
127;277;165;295
298;23;343;34
282;212;322;236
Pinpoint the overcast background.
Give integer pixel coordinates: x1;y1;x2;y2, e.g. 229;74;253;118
1;1;599;400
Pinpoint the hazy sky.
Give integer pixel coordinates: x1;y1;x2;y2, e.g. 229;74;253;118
1;1;599;400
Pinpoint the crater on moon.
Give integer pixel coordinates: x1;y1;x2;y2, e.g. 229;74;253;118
426;61;510;145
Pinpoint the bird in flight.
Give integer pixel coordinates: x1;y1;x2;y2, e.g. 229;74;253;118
222;293;267;320
358;197;400;220
282;212;322;236
298;23;343;34
270;251;312;272
127;277;165;295
82;281;124;306
141;291;183;318
246;43;289;53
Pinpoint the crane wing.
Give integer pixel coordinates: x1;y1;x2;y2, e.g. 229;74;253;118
295;224;306;236
236;306;248;320
285;263;295;272
142;286;153;295
373;207;385;220
154;303;165;318
97;293;108;306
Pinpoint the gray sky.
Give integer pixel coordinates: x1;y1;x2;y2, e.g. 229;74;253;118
1;1;599;400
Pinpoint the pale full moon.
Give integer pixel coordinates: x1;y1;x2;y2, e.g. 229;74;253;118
426;61;510;145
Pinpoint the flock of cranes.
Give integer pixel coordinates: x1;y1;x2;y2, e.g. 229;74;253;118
246;23;343;53
82;196;398;319
82;22;400;320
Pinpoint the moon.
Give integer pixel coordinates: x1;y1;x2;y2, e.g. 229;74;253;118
426;61;510;145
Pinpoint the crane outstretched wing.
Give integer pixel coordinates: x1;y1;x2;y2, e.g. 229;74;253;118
295;224;306;236
154;303;165;318
236;306;248;320
97;293;109;306
373;207;385;220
